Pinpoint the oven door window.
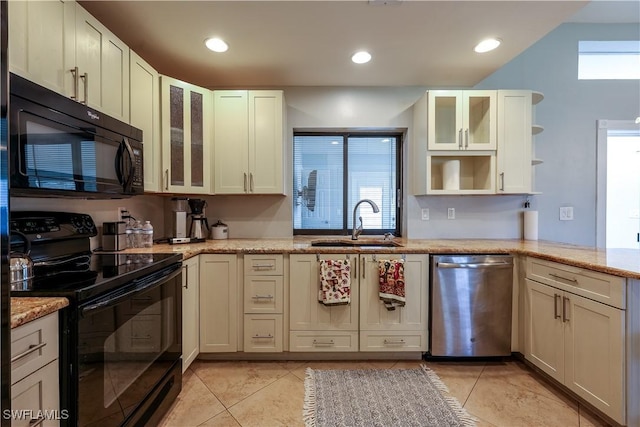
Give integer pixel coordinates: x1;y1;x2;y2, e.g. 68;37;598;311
77;274;181;426
16;111;124;193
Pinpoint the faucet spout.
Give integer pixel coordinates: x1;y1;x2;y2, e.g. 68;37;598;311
351;199;380;240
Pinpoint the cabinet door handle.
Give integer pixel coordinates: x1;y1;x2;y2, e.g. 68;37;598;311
553;293;561;319
549;273;578;283
361;256;365;279
500;172;505;191
11;342;47;364
458;128;463;149
465;128;469;148
253;334;274;339
182;265;188;289
244;173;248;192
312;339;335;347
250;173;254;192
70;67;79;100
165;169;169;190
353;256;357;278
562;296;570;322
80;72;88;105
251;295;274;300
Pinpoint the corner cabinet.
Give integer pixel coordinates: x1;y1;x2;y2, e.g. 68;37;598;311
161;76;212;194
496;90;543;194
199;254;238;352
182;256;200;371
213;90;285;194
524;257;625;424
130;52;161;192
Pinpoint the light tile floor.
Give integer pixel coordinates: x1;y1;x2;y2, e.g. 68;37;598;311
158;358;611;427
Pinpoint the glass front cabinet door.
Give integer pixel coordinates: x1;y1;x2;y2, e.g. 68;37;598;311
161;75;212;194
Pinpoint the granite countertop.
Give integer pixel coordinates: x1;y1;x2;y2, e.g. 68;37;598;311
124;237;640;280
11;297;69;329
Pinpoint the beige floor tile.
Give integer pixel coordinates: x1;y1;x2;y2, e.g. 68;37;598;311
228;373;305;427
422;360;485;405
198;410;242;427
465;409;499;427
159;369;226;427
464;370;580;427
289;360;389;381
191;361;291;408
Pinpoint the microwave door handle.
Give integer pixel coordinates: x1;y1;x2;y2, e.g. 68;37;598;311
122;138;136;190
115;140;125;186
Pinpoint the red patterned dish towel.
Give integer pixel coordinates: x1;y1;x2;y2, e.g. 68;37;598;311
318;259;351;306
378;259;405;311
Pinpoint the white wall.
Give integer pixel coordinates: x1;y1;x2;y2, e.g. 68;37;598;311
475;23;640;246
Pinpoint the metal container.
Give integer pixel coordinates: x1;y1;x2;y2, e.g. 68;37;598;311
10;231;34;288
102;234;128;251
210;220;228;240
103;221;127;235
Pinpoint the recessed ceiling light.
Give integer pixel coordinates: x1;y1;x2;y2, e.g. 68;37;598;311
205;37;229;53
351;51;372;64
474;38;501;53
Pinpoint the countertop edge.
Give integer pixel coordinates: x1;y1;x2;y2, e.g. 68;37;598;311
11;297;69;329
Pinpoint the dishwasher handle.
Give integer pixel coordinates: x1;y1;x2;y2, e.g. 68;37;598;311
436;261;512;269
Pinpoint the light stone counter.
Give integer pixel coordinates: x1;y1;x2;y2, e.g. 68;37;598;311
11;297;69;328
122;237;640;279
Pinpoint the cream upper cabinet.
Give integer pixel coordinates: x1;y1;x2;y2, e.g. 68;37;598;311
75;4;130;122
524;260;626;425
130;52;161;192
161;75;212;194
427;90;496;151
8;0;76;97
359;254;429;352
496;90;539;194
214;90;284;194
199;254;238;353
182;256;200;371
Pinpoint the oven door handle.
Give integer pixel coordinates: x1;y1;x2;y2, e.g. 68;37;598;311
81;266;181;315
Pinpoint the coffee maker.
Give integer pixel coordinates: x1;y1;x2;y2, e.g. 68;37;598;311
188;198;209;241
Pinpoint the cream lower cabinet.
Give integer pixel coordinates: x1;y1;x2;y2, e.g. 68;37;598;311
243;254;284;352
525;277;625;424
182;256;200;371
289;254;360;352
11;312;61;426
199;254;238;352
359;254;429;351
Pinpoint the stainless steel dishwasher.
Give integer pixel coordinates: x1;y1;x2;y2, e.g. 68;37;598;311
430;254;513;357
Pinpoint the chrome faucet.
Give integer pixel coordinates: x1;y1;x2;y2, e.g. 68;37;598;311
351;199;380;240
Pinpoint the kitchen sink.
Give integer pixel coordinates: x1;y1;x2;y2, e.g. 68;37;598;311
310;239;402;248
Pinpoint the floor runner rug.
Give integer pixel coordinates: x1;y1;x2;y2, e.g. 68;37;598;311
303;365;476;427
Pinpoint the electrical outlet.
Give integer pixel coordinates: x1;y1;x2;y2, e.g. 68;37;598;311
421;208;429;221
116;207;128;222
447;208;455;220
559;206;574;221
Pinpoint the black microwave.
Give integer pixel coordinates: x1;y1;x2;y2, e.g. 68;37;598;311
9;73;144;197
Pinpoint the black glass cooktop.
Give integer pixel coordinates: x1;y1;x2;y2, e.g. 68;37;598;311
11;252;182;302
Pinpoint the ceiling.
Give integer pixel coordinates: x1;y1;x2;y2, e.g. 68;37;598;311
78;1;638;89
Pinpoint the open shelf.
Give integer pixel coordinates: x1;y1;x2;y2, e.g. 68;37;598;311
427;154;494;194
532;125;544;135
532;158;544;165
532;91;544;105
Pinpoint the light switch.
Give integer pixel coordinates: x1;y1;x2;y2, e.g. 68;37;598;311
560;207;574;221
447;208;455;220
421;209;429;221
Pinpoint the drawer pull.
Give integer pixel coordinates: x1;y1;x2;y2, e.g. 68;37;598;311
11;342;47;364
252;264;275;269
313;339;335;347
252;295;274;300
253;334;274;339
383;339;406;345
549;273;578;283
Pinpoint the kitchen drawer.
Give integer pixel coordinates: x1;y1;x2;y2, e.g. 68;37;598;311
526;257;625;309
359;331;427;352
243;314;283;352
244;276;283;313
11;360;60;427
11;312;59;385
244;254;283;276
289;331;359;352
